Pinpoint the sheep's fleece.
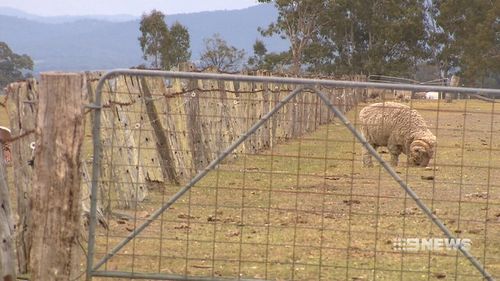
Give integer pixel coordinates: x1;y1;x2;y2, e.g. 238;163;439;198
359;102;436;167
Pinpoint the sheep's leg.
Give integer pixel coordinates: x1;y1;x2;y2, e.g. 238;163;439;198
388;144;402;166
363;144;378;167
390;153;399;166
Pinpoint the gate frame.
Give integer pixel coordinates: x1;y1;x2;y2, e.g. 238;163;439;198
86;69;500;281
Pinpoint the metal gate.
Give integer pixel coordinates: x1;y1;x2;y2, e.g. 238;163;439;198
86;69;500;281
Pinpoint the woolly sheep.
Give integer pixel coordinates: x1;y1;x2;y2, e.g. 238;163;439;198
359;102;436;167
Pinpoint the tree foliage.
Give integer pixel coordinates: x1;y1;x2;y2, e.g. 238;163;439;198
258;0;324;75
432;0;499;86
258;0;498;86
258;0;431;77
247;40;268;69
199;33;246;72
162;22;191;70
139;10;168;69
312;0;430;77
0;42;33;90
247;40;292;72
138;10;191;70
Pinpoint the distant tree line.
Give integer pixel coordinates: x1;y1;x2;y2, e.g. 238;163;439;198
3;1;496;89
138;10;247;73
135;2;500;87
253;0;499;87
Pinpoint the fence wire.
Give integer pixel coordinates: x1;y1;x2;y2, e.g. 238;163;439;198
86;70;500;281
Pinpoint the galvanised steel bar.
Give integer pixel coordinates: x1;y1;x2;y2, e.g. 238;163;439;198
312;88;496;281
90;86;305;273
92;270;270;281
94;69;500;96
86;72;106;281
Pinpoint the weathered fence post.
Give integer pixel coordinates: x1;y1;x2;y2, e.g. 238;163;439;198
0;146;15;281
29;73;86;280
140;78;180;185
5;79;37;274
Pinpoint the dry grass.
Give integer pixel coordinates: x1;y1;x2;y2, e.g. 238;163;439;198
89;99;500;281
1;96;498;280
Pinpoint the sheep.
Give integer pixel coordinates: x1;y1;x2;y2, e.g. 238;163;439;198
413;92;428;99
367;88;392;100
425;91;439;99
359;102;436;167
394;90;411;102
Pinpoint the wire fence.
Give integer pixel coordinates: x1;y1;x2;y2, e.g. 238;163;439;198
83;70;500;281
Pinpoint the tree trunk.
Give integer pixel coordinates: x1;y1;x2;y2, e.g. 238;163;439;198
290;42;302;76
29;73;85;281
140;78;180;185
0;147;15;281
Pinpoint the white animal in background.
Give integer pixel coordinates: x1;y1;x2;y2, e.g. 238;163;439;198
425;91;439;99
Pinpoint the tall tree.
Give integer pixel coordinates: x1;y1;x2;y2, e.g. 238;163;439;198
139;10;168;69
161;22;191;70
258;0;325;75
247;40;292;72
139;11;191;70
0;42;33;90
199;33;246;72
307;0;430;77
432;0;499;86
247;40;268;70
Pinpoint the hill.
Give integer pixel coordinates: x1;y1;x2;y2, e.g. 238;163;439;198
0;5;289;72
0;6;137;23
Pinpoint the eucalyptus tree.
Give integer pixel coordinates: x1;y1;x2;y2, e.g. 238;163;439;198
258;0;326;75
162;22;191;69
199;33;246;72
259;0;430;77
306;0;431;77
139;10;191;70
431;0;499;86
0;42;33;90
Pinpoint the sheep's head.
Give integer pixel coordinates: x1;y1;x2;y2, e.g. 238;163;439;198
409;138;436;167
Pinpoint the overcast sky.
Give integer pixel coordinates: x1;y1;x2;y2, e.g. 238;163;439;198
0;0;260;16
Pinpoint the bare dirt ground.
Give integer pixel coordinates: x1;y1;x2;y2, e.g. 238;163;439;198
88;99;499;281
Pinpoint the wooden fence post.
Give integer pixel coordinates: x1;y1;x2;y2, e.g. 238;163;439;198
140;78;179;185
0;147;15;281
5;80;37;274
29;73;85;280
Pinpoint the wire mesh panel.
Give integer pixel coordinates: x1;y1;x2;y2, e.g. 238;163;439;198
86;70;499;281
